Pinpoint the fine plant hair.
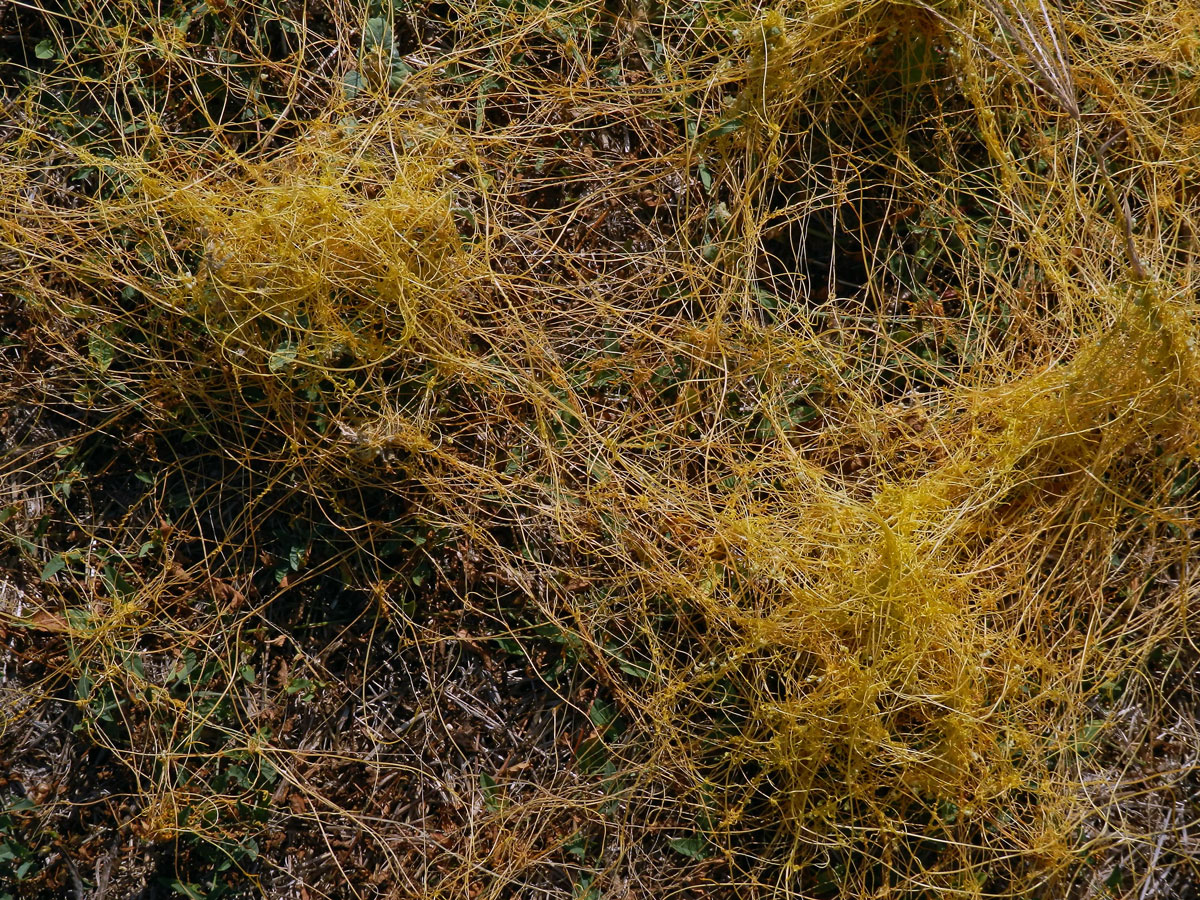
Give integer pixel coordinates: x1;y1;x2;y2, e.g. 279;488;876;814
1;1;1199;899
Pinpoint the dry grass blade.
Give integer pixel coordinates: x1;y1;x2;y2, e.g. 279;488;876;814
978;0;1147;279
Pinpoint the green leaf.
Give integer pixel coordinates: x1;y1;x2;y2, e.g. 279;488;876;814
575;736;610;774
572;873;598;900
101;565;134;601
588;697;615;729
240;837;259;862
1071;718;1106;755
40;555;67;582
75;669;93;702
492;636;521;656
1096;680;1124;701
123;650;145;679
284;677;316;700
170;881;206;900
343;69;363;99
615;657;651;681
480;771;501;812
709;117;743;137
268;343;297;373
388;57;413;90
563;831;588;860
668;833;709;859
362;16;391;52
88;334;115;372
1105;865;1125;893
34;39;56;60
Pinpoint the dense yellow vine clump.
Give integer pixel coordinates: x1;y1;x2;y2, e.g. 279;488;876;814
2;1;1198;898
161;125;473;354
